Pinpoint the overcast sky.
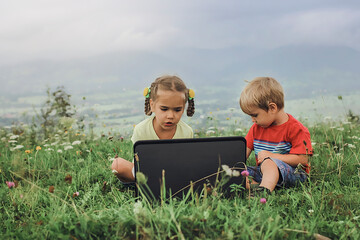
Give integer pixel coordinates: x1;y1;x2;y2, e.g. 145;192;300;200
1;0;360;66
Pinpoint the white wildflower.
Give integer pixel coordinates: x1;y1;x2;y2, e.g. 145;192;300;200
57;149;63;153
108;157;115;162
72;140;81;145
206;130;216;135
133;201;144;215
8;140;17;143
64;146;74;151
44;144;50;147
204;210;210;219
347;144;356;149
234;128;243;132
45;148;54;151
208;127;216;130
232;170;240;177
51;142;59;146
343;121;351;125
308;209;314;213
1;137;6;142
222;165;233;176
323;116;332;121
337;127;344;131
10;135;19;140
311;142;316;146
112;169;118;174
13;145;24;150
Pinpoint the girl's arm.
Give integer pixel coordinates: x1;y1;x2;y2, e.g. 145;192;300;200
257;150;308;167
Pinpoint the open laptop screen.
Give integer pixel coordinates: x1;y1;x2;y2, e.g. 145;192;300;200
134;136;246;199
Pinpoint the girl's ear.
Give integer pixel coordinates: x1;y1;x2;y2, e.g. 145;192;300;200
150;99;155;112
268;102;278;113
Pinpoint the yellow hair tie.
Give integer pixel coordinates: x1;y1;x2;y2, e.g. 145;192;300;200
188;89;195;100
143;87;151;98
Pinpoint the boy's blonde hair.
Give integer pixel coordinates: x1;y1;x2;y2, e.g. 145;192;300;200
239;77;284;114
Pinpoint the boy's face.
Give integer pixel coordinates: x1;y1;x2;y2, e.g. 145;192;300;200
247;107;276;128
150;89;186;133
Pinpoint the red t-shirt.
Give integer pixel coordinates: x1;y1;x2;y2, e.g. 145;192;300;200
245;114;313;172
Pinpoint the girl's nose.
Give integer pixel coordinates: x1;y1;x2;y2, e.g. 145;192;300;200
167;111;174;118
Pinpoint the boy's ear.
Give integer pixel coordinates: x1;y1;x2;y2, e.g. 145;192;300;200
268;102;278;112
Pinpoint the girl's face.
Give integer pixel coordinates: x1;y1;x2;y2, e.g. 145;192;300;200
150;89;186;134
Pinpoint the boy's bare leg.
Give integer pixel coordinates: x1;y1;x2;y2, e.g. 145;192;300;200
259;159;279;192
111;157;135;182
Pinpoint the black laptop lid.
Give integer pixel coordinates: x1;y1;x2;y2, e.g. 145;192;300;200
133;136;246;199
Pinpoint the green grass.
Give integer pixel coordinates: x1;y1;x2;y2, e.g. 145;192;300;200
1;119;359;239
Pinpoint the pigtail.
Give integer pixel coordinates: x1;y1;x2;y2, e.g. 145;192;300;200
186;88;195;117
144;97;152;116
187;98;195;117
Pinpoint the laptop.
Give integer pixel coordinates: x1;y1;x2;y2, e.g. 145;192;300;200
133;136;247;199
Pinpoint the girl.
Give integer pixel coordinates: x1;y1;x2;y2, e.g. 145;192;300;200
111;75;195;182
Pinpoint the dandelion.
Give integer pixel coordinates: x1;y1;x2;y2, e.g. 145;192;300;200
36;146;41;151
25;150;31;154
72;192;79;198
260;198;267;204
64;146;73;151
6;181;15;189
72;140;81;145
241;170;250;177
136;172;147;185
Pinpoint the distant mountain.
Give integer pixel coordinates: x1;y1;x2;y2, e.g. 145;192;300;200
1;45;359;100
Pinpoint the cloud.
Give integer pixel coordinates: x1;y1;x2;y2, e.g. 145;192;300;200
0;0;359;65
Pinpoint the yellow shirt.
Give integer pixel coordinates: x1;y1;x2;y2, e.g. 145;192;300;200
131;115;193;144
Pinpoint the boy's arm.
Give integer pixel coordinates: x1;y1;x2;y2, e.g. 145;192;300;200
257;150;308;167
246;147;252;159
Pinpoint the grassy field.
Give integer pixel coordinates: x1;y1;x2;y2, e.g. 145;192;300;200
1;114;359;239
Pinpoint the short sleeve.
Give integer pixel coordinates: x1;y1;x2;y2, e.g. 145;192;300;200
131;126;140;144
289;124;313;155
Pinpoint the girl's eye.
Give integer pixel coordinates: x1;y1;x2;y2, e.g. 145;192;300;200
175;108;182;112
161;108;168;111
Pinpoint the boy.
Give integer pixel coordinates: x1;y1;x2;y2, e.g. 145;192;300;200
239;77;313;194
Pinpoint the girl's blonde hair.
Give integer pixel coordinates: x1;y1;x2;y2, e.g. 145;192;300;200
239;77;284;114
144;75;195;117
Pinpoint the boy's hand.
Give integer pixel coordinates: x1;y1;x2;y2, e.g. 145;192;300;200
257;150;274;163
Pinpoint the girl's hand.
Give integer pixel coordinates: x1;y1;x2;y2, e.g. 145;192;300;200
257;150;274;163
